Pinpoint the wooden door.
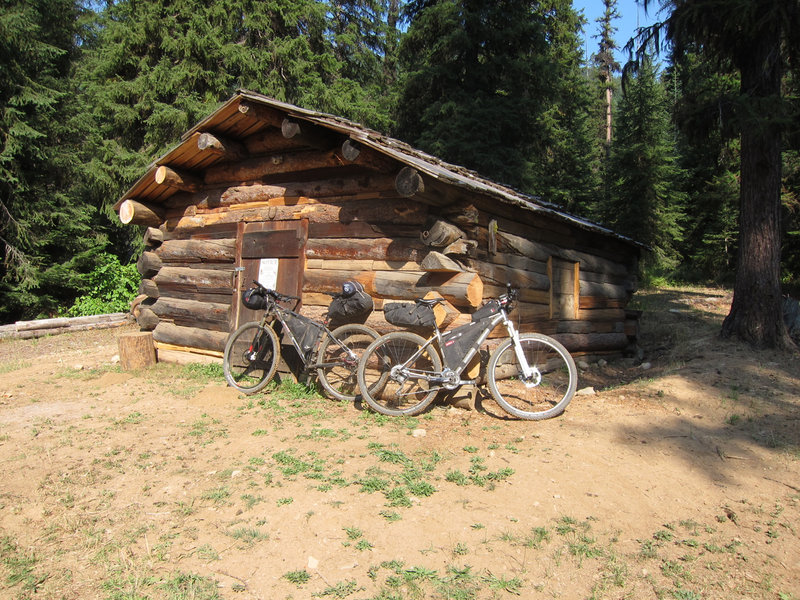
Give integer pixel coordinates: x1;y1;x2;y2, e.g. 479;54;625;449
231;220;308;329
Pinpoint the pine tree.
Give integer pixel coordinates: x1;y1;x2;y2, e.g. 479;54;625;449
603;55;685;274
0;0;103;321
667;49;740;282
527;0;601;215
395;0;551;190
636;0;800;348
593;0;620;151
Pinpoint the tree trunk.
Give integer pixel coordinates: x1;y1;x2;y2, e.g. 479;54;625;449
721;34;793;349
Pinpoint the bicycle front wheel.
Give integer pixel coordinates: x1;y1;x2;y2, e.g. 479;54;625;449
487;333;577;420
223;322;280;394
357;331;442;416
317;324;379;402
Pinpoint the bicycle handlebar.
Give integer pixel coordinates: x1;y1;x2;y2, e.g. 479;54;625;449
251;280;299;304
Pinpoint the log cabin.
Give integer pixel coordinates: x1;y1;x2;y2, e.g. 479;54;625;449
115;89;643;363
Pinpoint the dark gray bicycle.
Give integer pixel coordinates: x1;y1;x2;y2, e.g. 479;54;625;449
223;281;378;398
356;286;577;419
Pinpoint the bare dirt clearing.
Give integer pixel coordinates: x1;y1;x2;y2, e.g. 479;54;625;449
1;287;798;600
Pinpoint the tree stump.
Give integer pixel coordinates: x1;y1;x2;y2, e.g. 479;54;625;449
118;332;157;371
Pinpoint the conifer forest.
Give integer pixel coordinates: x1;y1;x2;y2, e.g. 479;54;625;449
1;0;799;348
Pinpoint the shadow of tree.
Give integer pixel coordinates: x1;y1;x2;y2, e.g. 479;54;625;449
588;287;800;487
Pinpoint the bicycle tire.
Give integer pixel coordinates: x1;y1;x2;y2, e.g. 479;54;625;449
316;324;379;402
487;333;577;420
356;331;442;416
223;322;280;394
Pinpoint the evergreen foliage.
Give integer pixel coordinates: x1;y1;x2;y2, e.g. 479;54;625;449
667;49;740;283
0;0;105;321
602;55;685;275
395;0;552;191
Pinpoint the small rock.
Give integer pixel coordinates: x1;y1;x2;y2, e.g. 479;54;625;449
576;387;596;396
598;359;608;368
307;556;319;569
73;364;84;371
640;362;652;370
411;428;426;438
230;470;242;478
111;354;120;364
577;360;590;370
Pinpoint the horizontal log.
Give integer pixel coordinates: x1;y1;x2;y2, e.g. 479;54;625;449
282;117;340;150
580;280;633;299
197;132;247;161
155;238;236;264
306;237;428;263
139;278;159;298
153;322;229;353
137;251;163;277
420;251;464;273
308;222;420;239
119;199;165;227
154;266;234;294
421;218;465;247
155;165;202;192
464;258;550;291
442;239;478;257
151;297;231;332
137;306;160;331
395;166;425;197
237;100;284;127
204;149;343;185
304;269;483;308
0;313;128;337
143;227;164;247
341;139;361;162
306;258;423;272
483;284;550;306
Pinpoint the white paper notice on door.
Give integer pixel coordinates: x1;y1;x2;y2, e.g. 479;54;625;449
257;258;279;290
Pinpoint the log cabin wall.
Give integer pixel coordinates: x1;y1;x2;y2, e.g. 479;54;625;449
120;91;641;359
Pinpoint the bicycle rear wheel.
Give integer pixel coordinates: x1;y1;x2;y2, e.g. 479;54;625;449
356;331;442;416
223;322;280;394
316;324;379;402
487;333;577;420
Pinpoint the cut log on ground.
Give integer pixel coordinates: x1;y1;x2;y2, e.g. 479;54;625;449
118;331;157;371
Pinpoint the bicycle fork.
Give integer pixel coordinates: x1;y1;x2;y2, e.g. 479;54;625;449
504;320;542;387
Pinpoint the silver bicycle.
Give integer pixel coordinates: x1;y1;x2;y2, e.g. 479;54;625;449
356;286;577;419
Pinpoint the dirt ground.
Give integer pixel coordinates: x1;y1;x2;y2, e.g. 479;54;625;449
1;287;798;600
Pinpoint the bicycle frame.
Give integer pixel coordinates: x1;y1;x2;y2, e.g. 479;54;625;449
393;306;537;391
260;299;360;373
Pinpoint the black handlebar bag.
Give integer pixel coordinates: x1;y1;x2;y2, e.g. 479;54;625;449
327;281;374;325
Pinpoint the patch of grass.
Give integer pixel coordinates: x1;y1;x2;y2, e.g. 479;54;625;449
483;572;523;594
0;535;48;595
201;487;231;505
180;362;224;381
283;570;310;585
318;578;360;598
228;526;268;544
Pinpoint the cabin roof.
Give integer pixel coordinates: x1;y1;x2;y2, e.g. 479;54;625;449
116;89;641;249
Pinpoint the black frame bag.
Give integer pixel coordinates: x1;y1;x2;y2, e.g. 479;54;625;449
384;302;436;328
471;299;501;322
